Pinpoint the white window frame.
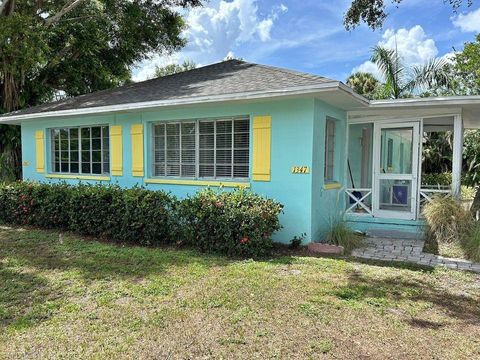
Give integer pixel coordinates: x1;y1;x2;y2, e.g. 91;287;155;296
50;125;110;175
151;116;250;180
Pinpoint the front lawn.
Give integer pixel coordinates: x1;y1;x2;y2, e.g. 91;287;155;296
1;227;480;359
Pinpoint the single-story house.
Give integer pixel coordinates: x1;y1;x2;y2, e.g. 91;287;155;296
2;59;480;243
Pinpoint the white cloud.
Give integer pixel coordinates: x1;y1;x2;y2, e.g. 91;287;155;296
224;51;235;60
354;61;384;81
132;0;287;81
452;8;480;32
352;25;439;81
257;18;274;41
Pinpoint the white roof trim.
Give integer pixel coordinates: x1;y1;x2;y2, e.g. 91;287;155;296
370;95;480;107
3;82;480;124
0;82;370;124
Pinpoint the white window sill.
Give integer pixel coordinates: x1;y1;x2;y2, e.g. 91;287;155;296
46;174;111;181
145;178;250;188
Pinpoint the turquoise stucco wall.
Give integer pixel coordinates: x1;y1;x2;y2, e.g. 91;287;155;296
310;99;347;241
21;97;322;244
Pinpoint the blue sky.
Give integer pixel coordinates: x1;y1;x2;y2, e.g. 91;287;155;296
132;0;480;82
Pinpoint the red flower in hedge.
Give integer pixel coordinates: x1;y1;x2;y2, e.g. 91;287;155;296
240;236;249;244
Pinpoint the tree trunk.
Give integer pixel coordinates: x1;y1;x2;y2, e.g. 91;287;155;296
470;186;480;220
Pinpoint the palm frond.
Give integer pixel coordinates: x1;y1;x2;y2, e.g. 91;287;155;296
371;45;405;98
411;58;451;91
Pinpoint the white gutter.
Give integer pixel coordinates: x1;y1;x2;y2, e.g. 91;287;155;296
5;81;479;124
0;82;369;124
370;95;480;108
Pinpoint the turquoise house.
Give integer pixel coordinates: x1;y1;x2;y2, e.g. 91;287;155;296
2;60;480;243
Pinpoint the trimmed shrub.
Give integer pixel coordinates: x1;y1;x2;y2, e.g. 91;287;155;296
0;182;283;257
0;182;178;245
115;187;178;245
180;188;283;257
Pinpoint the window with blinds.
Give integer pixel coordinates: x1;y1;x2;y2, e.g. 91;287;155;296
152;117;250;179
51;126;110;175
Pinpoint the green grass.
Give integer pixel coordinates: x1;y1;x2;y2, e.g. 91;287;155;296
1;227;480;359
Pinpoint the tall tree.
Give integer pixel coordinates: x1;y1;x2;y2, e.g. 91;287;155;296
454;34;480;95
344;0;474;30
154;60;197;78
370;45;451;99
0;0;202;180
346;72;380;99
0;0;202;113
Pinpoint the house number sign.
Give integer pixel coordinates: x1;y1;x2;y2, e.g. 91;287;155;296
291;166;310;174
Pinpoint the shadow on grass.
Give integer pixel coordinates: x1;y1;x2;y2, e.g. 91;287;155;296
0;266;58;330
0;227;229;282
339;267;480;326
0;226;230;331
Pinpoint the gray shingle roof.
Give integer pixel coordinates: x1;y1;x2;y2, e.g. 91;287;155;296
4;60;337;117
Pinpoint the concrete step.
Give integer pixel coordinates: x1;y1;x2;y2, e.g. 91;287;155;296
365;229;425;241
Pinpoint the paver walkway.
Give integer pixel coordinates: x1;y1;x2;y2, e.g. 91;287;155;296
352;237;480;273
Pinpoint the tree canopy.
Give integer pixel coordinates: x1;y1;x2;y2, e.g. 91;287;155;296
0;0;202;113
154;60;197;78
346;72;380;99
347;46;451;99
0;0;202;180
455;34;480;95
344;0;474;30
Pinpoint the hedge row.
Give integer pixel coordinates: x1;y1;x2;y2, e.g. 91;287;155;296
422;172;469;187
0;182;283;257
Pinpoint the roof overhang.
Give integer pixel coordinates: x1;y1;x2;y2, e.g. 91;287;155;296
348;95;480;128
2;85;480;126
0;82;369;125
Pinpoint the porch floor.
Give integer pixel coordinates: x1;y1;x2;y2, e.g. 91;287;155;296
352;237;480;273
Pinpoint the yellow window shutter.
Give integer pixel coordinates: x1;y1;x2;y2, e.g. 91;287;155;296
110;125;123;176
131;124;144;177
252;116;272;181
35;130;45;173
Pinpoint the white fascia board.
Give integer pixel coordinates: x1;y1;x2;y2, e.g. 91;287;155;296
1;82;367;124
370;96;480;108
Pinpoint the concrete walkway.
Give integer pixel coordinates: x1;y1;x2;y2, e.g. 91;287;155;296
352;237;480;273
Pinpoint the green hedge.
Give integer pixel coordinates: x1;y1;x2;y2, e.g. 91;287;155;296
0;182;283;257
421;172;470;186
180;189;283;257
421;173;452;186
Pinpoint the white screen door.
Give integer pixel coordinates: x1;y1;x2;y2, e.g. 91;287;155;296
373;121;420;220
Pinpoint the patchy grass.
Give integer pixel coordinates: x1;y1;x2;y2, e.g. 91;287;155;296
1;227;480;359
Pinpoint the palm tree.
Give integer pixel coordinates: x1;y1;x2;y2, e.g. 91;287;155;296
371;45;451;99
346;72;380;99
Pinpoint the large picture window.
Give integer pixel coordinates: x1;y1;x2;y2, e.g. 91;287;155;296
153;116;250;179
51;126;110;175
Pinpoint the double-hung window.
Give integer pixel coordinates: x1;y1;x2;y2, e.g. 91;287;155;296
324;118;336;182
51;126;110;175
152;116;250;179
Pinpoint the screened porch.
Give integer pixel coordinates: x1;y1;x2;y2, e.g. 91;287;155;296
345;114;463;222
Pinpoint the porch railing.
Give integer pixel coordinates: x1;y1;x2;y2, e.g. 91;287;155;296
345;186;453;218
419;186;452;216
345;188;373;216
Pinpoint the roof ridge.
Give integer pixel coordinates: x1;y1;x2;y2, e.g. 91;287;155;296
12;60;248;113
134;58;246;84
253;63;336;83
